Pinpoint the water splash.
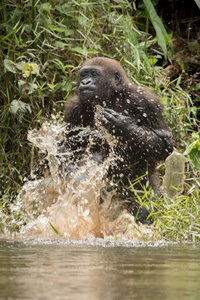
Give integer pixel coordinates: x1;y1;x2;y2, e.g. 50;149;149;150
2;111;156;242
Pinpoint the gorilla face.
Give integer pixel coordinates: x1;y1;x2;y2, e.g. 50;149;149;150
77;66;122;105
78;67;101;103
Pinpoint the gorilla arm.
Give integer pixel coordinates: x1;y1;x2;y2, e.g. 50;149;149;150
101;108;173;161
64;96;95;127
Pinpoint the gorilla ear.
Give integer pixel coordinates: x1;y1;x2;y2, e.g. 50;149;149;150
114;71;121;85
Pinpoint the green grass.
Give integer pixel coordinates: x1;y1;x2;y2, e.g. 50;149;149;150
0;0;199;241
130;185;200;243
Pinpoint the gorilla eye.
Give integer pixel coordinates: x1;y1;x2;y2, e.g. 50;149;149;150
91;70;99;77
114;71;121;85
80;71;88;78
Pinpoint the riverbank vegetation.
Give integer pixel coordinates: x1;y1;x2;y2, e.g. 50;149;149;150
0;0;200;242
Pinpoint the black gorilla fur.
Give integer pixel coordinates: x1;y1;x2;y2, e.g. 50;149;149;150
63;57;173;223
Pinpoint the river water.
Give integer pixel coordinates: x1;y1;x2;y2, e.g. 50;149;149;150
0;240;200;300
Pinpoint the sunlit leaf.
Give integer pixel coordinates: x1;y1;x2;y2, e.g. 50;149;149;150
31;63;39;75
149;58;158;66
22;63;30;73
22;63;39;77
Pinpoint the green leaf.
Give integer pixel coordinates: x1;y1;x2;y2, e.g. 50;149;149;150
77;16;88;26
4;59;17;74
184;139;200;171
9;100;24;115
54;41;67;49
149;58;158;66
142;0;173;59
39;3;52;14
16;61;27;71
9;100;31;115
195;83;200;90
49;222;60;234
121;18;151;70
60;81;72;92
72;47;88;55
194;0;200;9
36;109;43;120
22;63;39;77
22;63;30;73
28;83;38;94
30;63;39;75
184;140;199;155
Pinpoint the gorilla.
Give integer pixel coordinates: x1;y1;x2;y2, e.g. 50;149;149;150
63;57;173;223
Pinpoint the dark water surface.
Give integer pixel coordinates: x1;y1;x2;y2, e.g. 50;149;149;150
0;240;200;300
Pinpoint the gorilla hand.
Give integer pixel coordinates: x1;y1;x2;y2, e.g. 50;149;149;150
101;108;134;141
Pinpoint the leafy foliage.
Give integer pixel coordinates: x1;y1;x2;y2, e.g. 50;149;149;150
184;133;200;171
143;0;173;59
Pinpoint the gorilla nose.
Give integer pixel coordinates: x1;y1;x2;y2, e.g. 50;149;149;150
81;78;92;85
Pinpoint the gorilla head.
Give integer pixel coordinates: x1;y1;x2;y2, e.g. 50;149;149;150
77;57;128;106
